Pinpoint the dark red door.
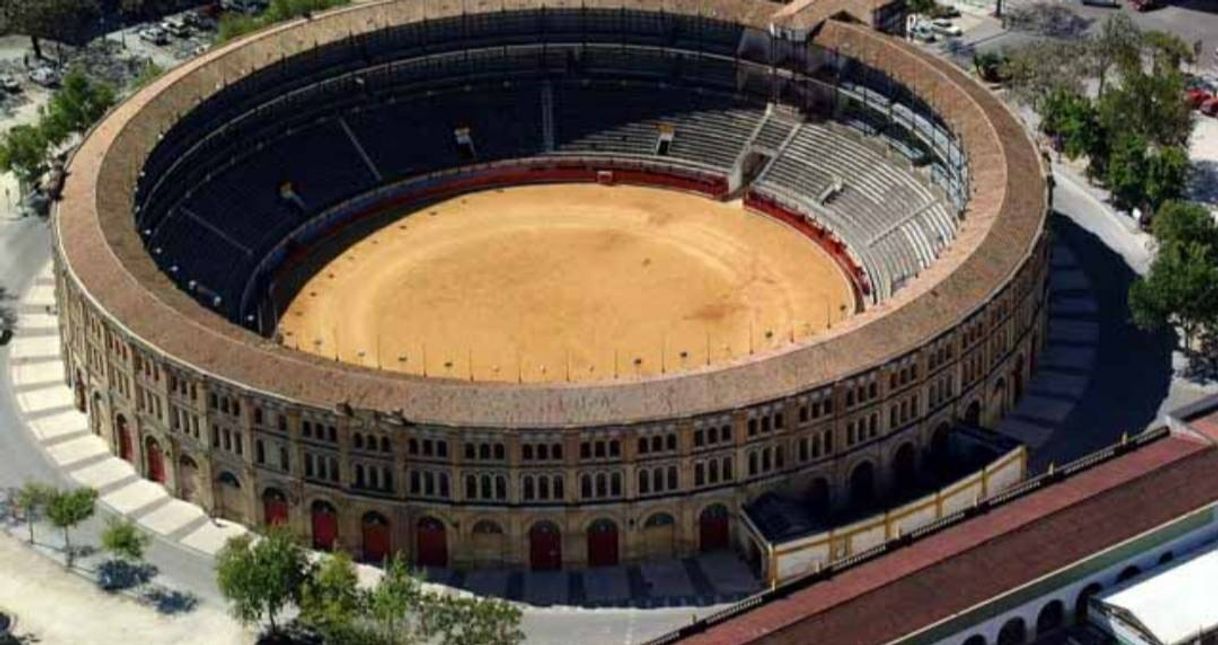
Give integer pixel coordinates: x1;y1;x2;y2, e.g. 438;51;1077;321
364;519;390;564
312;505;337;550
264;496;288;526
146;442;165;484
416;518;447;568
117;419;133;463
530;522;562;570
586;520;619;567
700;506;730;552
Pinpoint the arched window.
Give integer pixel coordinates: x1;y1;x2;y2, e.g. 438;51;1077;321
538;475;550;500
1036;599;1065;636
667;466;678;490
553;475;563;499
639;470;650;494
523;475;535;500
708;459;719;483
723;456;733;480
652;467;663;491
495;476;506;500
666;434;676;451
610;473;621;497
466;475;477;499
355;464;366;488
1117;565;1141;583
638;437;648;454
695;463;705;486
581;474;592;499
353;434;364;450
480;474;491;500
651;436;662;452
596;473;607;498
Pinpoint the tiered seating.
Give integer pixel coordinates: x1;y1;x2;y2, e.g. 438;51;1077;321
138;76;960;321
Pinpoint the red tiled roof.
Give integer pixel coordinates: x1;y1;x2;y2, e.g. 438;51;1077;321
689;434;1217;644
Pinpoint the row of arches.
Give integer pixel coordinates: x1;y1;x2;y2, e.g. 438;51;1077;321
291;499;733;569
958;558;1164;645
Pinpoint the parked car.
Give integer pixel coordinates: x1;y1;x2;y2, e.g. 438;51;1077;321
932;4;961;18
27;67;59;88
931;18;963;37
1081;0;1119;7
1129;0;1160;11
1201;97;1218;117
910;23;938;43
0;75;21;93
161;16;191;38
138;26;170;45
1187;88;1214;109
184;10;218;31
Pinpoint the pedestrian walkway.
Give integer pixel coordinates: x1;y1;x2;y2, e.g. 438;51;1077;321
996;243;1099;458
7;263;251;558
0;530;248;645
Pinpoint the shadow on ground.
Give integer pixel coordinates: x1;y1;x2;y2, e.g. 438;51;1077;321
1032;214;1175;468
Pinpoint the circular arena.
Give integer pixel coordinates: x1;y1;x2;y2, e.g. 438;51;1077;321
54;0;1051;571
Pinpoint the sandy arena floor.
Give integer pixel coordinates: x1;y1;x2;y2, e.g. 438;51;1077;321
278;184;855;383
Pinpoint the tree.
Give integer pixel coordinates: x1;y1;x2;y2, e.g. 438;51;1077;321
1040;89;1103;161
1142;30;1194;75
428;595;524;645
1105;132;1149;210
0;0;100;61
1130;240;1218;347
1001;41;1089;110
1143;146;1191;213
215;529;309;635
906;0;936;15
0;125;50;191
299;551;367;644
14;481;56;544
1087;13;1141;97
1097;65;1192;149
101;517;150;562
972;51;1007;84
40;69;116;146
366;554;424;644
1150;201;1218;250
45;487;97;567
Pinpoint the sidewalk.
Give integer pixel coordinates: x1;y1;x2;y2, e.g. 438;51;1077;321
8;263;251;557
0;530;247;644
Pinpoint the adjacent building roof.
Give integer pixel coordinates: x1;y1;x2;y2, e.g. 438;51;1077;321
54;1;1047;427
1098;541;1218;645
686;432;1218;644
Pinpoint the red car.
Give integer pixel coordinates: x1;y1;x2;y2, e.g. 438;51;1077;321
1130;0;1160;10
1188;88;1214;108
1201;97;1218;117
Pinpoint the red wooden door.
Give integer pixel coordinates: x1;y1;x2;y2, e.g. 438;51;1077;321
416;518;447;568
586;521;619;567
118;422;133;463
364;521;390;564
312;507;338;550
264;498;288;526
700;508;730;552
530;523;562;570
147;443;165;483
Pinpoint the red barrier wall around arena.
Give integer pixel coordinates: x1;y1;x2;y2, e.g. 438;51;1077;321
743;191;870;306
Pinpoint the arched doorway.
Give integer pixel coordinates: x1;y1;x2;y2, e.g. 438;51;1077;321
807;478;831;515
177;455;199;503
73;370;86;412
529;521;562;570
144;437;165;484
416;516;447;568
964;401;981;426
996;617;1026;645
1116;565;1141;583
962;635;986;645
892;443;917;490
849;461;876;509
642;513;676;559
91;392;104;435
471;520;506;566
1014;355;1026;401
116;414;133;462
586;518;619;567
1036;599;1065;636
989;378;1008;424
699;504;730;552
362;512;390;564
1074;582;1102;624
262;488;289;526
215;471;244;523
311;500;338;551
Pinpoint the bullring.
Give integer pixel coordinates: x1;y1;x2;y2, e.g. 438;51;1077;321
52;0;1050;570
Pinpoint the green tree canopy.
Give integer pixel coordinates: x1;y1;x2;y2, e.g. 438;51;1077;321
1150;201;1218;250
299;551;366;643
1097;64;1192;150
45;487;97;566
14;481;56;544
0;0;100;60
101;517;151;562
41;69;116;146
1087;13;1141;97
1001;40;1090;110
216;529;309;633
1131;239;1218;346
0;125;50;190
